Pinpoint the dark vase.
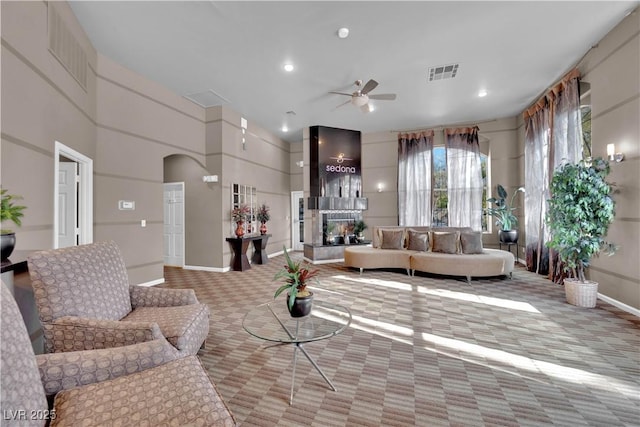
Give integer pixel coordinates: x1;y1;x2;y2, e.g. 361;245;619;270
499;229;519;244
1;233;16;261
288;291;314;318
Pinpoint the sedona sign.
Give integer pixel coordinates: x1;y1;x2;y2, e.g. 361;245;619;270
309;126;362;198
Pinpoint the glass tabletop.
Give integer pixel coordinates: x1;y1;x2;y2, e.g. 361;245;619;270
243;299;352;344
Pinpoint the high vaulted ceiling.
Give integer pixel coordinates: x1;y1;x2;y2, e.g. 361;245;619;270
69;1;638;143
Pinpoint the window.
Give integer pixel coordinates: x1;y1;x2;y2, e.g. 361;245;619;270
431;147;489;231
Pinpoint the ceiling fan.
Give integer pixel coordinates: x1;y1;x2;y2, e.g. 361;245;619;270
330;79;397;112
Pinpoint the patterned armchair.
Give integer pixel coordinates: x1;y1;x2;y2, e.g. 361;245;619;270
28;241;209;355
0;282;236;426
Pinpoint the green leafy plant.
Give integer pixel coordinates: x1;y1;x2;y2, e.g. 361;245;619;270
1;189;27;234
256;203;270;223
486;184;525;231
546;157;617;282
274;246;320;310
353;220;368;235
231;204;250;223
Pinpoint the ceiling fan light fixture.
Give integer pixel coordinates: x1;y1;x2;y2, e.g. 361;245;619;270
351;94;368;107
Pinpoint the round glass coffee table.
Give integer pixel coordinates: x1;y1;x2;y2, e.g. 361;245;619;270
243;300;352;405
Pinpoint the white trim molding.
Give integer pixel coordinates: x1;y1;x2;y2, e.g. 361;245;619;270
184;265;230;273
136;278;165;287
598;293;640;317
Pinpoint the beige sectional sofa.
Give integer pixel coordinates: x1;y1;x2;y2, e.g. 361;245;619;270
344;226;515;282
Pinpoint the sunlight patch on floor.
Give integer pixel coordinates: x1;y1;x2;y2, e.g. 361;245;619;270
421;332;638;399
331;274;412;291
417;288;541;313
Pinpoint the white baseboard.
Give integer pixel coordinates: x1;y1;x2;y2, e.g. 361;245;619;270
598;293;640;317
183;265;230;273
136;278;165;287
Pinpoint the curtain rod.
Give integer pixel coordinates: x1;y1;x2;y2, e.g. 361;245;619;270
391;118;496;133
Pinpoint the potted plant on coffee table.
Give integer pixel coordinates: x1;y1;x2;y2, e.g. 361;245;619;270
546;157;617;308
1;188;27;260
274;246;320;317
486;184;525;244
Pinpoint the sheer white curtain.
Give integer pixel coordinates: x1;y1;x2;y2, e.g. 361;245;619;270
445;127;483;231
398;131;433;226
524;69;583;275
553;75;583;168
525;109;551;274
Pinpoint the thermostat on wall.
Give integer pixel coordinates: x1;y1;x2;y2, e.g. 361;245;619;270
118;200;135;210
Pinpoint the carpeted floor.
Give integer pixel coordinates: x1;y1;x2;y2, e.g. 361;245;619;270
162;252;640;426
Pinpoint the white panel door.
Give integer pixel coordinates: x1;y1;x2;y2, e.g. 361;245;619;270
163;183;185;267
58;161;78;248
291;191;304;251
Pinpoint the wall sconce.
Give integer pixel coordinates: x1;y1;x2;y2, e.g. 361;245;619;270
296;160;304;168
377;183;384;192
202;175;218;183
241;117;247;150
607;143;624;162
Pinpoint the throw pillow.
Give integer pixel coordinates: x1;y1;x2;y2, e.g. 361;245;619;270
460;232;484;254
431;231;459;254
407;230;429;251
380;229;405;249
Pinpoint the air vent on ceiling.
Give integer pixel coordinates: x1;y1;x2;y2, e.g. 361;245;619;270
428;63;459;82
48;4;88;90
183;90;230;108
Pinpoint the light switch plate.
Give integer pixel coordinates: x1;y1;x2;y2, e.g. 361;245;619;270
118;200;135;210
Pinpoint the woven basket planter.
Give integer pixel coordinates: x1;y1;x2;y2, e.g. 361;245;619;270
564;278;598;308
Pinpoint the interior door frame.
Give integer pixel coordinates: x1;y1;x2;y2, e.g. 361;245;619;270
291;191;304;251
53;141;93;248
163;182;185;267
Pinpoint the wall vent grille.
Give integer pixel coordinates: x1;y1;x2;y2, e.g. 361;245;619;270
428;63;459;81
48;4;87;90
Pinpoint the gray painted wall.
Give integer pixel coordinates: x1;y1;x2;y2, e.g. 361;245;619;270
1;1;637;309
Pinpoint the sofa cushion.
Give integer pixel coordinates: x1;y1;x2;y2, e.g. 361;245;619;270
460;232;484;254
407;230;429;251
380;229;405;249
431;231;459;254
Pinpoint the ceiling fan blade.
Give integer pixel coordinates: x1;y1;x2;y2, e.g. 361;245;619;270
369;93;396;101
360;79;378;95
332;99;351;110
329;91;353;97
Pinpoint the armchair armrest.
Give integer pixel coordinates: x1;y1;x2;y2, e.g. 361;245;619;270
36;338;181;395
43;316;163;353
130;285;199;308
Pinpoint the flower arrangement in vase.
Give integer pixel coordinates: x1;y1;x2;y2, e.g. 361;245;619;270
231;204;250;237
257;203;270;235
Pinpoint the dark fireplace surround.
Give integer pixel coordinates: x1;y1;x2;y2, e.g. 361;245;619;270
305;126;368;261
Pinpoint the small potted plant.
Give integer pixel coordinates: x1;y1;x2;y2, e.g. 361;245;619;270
546;157;617;308
274;246;320;317
1;189;27;260
353;220;368;242
257;203;270;235
231;204;251;237
486;184;525;243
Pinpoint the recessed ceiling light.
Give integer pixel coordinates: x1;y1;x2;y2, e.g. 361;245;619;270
337;27;349;39
283;63;294;72
281;125;289;132
478;89;488;97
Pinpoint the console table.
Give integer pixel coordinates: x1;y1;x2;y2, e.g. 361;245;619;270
225;234;271;271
